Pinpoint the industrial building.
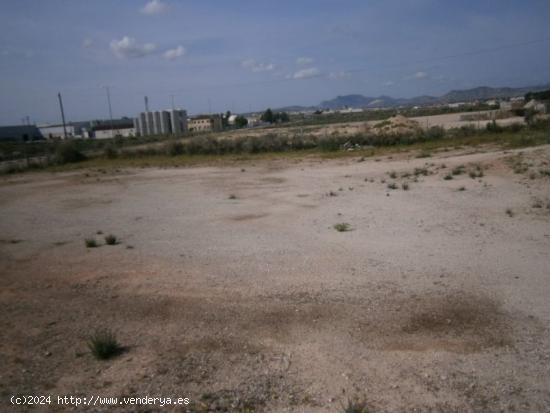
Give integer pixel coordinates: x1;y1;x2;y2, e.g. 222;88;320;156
0;125;43;141
135;109;188;137
188;115;222;133
92;120;136;139
38;124;77;139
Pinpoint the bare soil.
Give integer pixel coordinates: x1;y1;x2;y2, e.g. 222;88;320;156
1;145;550;412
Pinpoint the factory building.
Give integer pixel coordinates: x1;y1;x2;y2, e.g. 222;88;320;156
135;109;187;137
0;125;43;141
188;115;222;133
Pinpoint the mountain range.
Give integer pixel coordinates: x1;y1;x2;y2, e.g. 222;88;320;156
276;83;550;112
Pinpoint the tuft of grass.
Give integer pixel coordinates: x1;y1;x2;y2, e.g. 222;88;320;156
401;182;409;190
414;167;428;176
387;182;398;190
388;171;397;179
458;186;466;191
87;329;123;360
444;173;453;180
416;150;431;158
505;208;514;217
341;398;370;413
104;234;117;245
532;199;543;208
228;194;237;199
85;238;98;248
452;165;465;175
334;223;351;232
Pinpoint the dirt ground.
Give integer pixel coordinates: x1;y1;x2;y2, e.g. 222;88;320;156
1;144;550;412
217;110;525;142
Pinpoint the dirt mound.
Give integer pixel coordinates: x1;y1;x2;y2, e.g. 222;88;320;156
373;115;422;135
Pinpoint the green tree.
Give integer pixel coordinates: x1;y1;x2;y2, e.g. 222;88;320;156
261;108;274;123
235;116;248;128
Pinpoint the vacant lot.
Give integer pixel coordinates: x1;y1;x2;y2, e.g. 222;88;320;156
1;144;550;412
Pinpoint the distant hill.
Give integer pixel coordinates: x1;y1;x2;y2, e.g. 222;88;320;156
277;83;550;112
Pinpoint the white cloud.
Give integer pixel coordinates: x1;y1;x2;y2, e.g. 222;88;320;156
296;56;313;66
328;71;351;80
241;59;275;72
110;36;156;59
413;71;427;79
82;38;93;48
140;0;168;15
293;67;320;79
163;45;186;60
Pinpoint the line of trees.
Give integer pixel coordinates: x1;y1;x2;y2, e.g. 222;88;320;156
260;108;290;124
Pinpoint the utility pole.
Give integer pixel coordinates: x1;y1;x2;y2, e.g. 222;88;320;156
104;86;114;138
144;96;149;112
58;92;67;139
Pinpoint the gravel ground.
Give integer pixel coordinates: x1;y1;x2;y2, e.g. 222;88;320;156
1;145;550;412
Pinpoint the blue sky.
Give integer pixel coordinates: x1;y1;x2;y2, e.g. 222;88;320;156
1;0;549;125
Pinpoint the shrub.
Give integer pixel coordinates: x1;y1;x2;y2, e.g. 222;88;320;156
87;329;123;360
166;141;184;156
85;238;98;248
228;194;237;199
416;150;431;158
387;182;398;190
452;165;465;175
414;167;428;176
388;171;397;179
506;208;514;217
402;182;409;190
104;234;117;245
104;145;118;159
55;142;86;164
486;120;503;133
334;223;351;232
444;173;453;180
342;398;370;413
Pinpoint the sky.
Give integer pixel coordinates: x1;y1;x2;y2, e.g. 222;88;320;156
1;0;550;125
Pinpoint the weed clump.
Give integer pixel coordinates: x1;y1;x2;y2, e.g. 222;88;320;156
341;398;370;413
85;238;98;248
55;142;86;164
87;329;123;360
452;165;465;175
334;223;351;232
104;234;117;245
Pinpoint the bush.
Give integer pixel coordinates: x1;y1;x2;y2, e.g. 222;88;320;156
55;142;86;164
452;165;465;175
342;398;370;413
104;145;118;159
334;223;351;232
104;234;117;245
486;120;503;133
165;141;184;156
85;238;98;248
87;329;123;360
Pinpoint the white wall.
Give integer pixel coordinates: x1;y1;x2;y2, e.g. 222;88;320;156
94;128;136;139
